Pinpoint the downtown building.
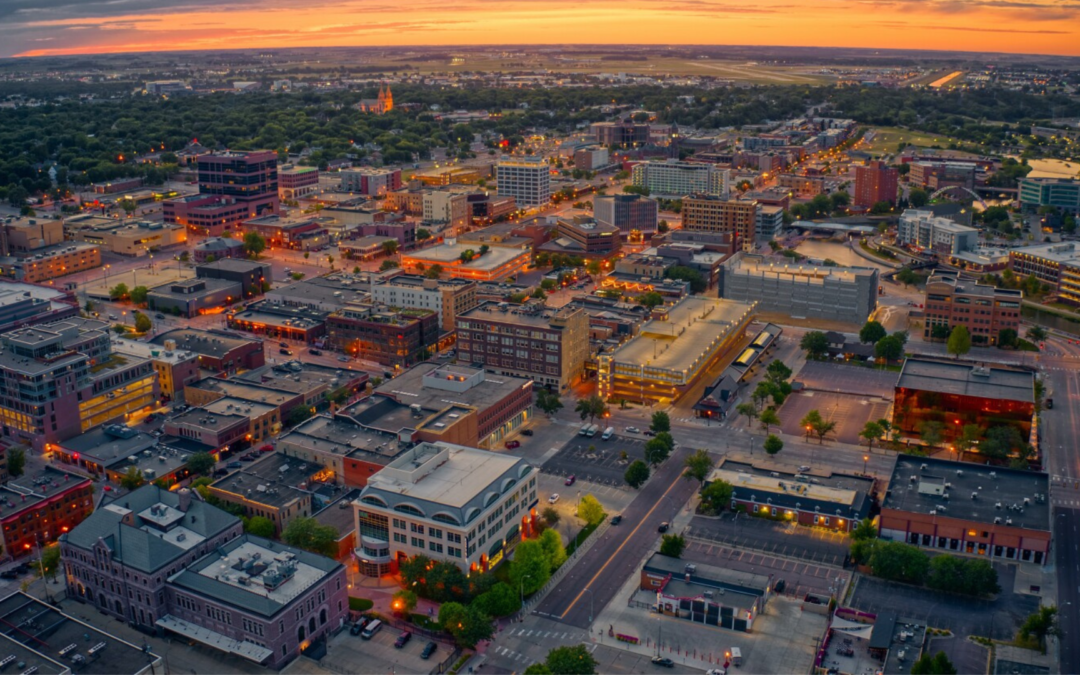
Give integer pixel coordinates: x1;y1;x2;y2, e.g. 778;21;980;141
631;160;730;198
370;275;478;335
897;209;979;256
354;442;537;575
61;485;348;669
853;160;899;209
496;156;551;208
681;196;759;252
325;305;440;368
340;167;403;197
456;302;589;392
164;150;280;236
1018;177;1080;215
922;271;1022;346
593;193;659;239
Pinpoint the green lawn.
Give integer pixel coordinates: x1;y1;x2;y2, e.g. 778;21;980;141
860;126;952;155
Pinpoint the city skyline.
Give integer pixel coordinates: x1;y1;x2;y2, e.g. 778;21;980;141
3;0;1080;59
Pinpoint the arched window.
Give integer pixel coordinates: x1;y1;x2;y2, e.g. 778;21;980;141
298;625;306;642
432;512;460;525
320;608;327;626
360;495;388;507
501;478;518;493
483;492;499;508
308;617;316;634
393;503;426;517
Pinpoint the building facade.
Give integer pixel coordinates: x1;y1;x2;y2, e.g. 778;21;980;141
0;466;94;559
197;151;280;219
340;168;403;197
354;442;537;575
593;194;659;239
325;305;440;368
631;160;729;198
496;156;551;208
370;275;478;335
681;196;758;251
923;271;1022;346
897;209;979;255
278;166;320;201
1019;178;1080;215
854;160;898;208
457;302;589;391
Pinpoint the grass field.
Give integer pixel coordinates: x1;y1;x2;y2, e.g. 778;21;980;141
368;54;833;84
859;126;953;154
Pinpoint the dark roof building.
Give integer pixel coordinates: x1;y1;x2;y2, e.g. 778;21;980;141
150;328;265;374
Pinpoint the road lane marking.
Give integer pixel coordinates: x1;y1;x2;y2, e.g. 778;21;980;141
559;463;690;618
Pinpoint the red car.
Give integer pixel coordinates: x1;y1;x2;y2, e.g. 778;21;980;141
565;475;576;486
504;440;521;449
259;444;274;453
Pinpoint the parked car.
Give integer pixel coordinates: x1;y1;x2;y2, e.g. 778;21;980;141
657;522;670;533
308;348;322;356
337;356;350;362
154;313;166;320
394;632;412;648
1046;398;1054;409
279;342;289;348
421;642;437;660
652;657;675;668
774;578;786;594
643;430;656;437
610;515;623;526
0;570;19;580
259;444;274;453
564;475;576;486
226;461;242;469
504;440;521;449
350;618;368;635
521;429;534;436
798;465;811;473
279;348;292;356
143;414;156;424
625;426;640;434
548;493;560;504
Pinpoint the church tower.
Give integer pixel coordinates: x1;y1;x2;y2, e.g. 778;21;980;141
382;84;393;113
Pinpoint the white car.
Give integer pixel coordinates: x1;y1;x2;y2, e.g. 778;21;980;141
548;493;560;504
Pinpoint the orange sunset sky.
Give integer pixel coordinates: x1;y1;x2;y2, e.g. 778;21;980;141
3;0;1079;59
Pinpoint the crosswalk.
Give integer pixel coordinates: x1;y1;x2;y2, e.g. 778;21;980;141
492;629;592;667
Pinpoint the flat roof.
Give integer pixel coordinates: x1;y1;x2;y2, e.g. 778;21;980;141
195;259;269;274
728;254;878;283
236;361;364;396
0;464;91;517
148;277;239;299
404;243;528;271
111;337;198;364
0;592;162;675
169;535;342;618
711;460;872;521
643;552;770;594
606;296;754;374
1009;242;1080;264
371;362;530;413
150;328;260;359
279;415;406;464
896;358;1034;403
926;271;1022;299
367;443;526;509
189;377;297;408
882;455;1050;531
210;453;319;509
168;408;248;433
459;301;580;329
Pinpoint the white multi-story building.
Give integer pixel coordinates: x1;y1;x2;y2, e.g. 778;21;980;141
353;442;538;575
496;156;551;208
369;274;477;334
631;160;730;198
898;209;979;255
422;190;470;234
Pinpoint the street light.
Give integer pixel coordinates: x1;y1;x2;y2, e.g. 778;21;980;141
863;455;869;474
519;573;532;621
584;588;595;623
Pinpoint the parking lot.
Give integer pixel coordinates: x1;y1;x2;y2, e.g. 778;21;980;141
798;361;897;399
778;391;891;446
686;512;851;567
317;622;448;675
849;565;1039;643
541;434;646;488
683;540;850;601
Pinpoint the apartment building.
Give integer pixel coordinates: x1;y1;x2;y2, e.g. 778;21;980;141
278;166;320;200
573;146;609;171
340;168;402;197
0;465;94;559
922;270;1022;346
898;209;979;255
422;190;471;233
909;161;977;191
370;275;478;334
631;160;729;198
456;302;589;392
354;442;537;575
0;242;101;284
681;196;759;251
110;337;200;400
854;160;898;208
150;329;265;374
496;156;551;208
325;305;440;368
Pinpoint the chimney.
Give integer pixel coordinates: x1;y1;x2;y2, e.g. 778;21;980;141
177;488;193;512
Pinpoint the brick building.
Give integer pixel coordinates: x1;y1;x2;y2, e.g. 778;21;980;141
325;305;440;368
854;160;898;208
922;271;1022;346
681;196;759;252
1;465;94;559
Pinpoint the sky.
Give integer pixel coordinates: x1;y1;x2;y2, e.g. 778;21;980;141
2;0;1079;59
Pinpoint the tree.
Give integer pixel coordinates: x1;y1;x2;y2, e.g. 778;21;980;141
392;589;418;614
577;494;605;526
895;267;919;287
931;324;951;341
981;425;1023;461
801;331;830;359
282;517;338;557
946;325;971;359
874;335;903;362
624;460;650;489
286;405;314;427
700;479;733;515
242;231;266;258
542;507;561;526
664;265;706;293
763;434;784;455
803;410;836;444
424;264;443;279
109;283;129;301
642;437;668;465
657;220;669;234
956;424;982;460
759;408;781;435
765;360;793;385
538;528;567;570
683;449;713;486
6;448;25;478
38;544;61;581
416;228;431;241
575;395;607;424
659;534;686;558
438;602;493;647
870;200;892;215
245;516;276;538
909;188;930;208
910;652;957;675
927;555;1000;597
859;421;885;453
859;320;887;344
382;239;399;258
1026;325;1048;343
120;465;145;491
635;291;664;309
997;328;1018;349
650;411;671;434
524;664;552;675
735;403;758;429
133;312;152;333
187;451;215;476
473;582;521;617
536;389;563;416
129;286;149;304
918;421;944;450
869;541;930;584
543;645;598;675
1018;605;1059;653
510;540;551;595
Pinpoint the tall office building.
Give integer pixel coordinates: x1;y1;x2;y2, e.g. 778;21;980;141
594;194;659;238
197;150;280;218
631;160;729;198
340;168;403;197
854;160;898;208
496;156;551;208
682;196;759;252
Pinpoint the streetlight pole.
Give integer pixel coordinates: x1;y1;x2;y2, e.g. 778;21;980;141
519;574;532;622
584;588;594;623
863;455;869;475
